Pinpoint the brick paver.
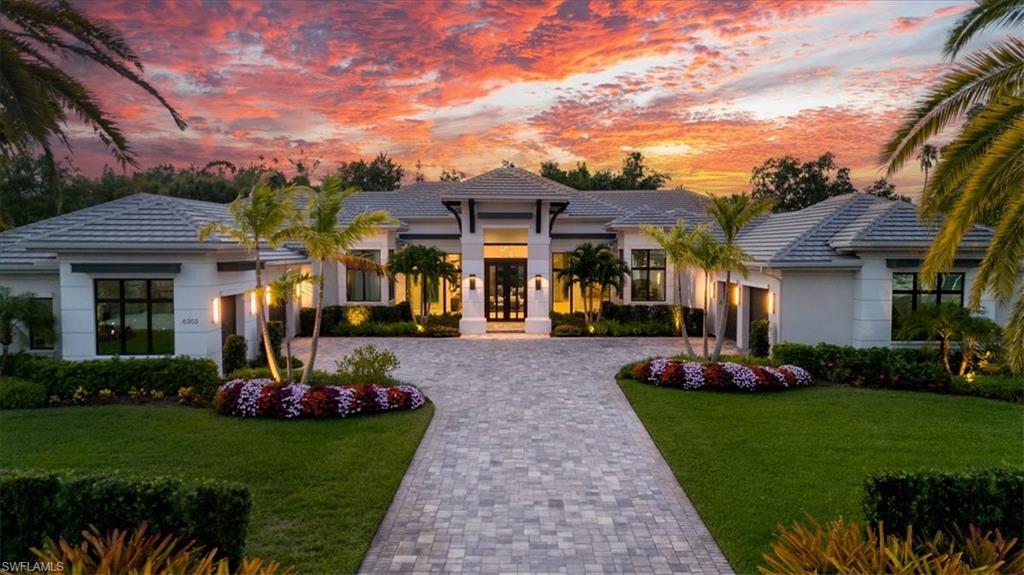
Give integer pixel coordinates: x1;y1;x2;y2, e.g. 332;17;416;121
297;336;735;574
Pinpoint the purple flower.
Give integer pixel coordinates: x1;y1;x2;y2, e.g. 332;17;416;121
721;362;759;391
648;358;672;383
681;362;704;389
780;365;812;386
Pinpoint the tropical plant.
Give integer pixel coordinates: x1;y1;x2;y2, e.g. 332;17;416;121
918;143;939;189
959;313;1002;375
0;287;54;375
642;221;699;357
705;193;772;360
881;0;1024;374
198;180;301;382
687;226;748;359
295;175;389;384
896;302;974;373
594;250;629;322
268;268;313;383
0;0;186;214
387;245;458;325
555;243;628;327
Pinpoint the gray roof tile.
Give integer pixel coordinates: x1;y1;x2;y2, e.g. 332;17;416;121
440;166;575;199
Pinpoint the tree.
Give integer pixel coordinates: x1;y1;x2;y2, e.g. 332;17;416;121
0;287;54;375
620;152;671;189
958;314;1001;376
917;144;939;189
751;152;855;212
555;243;627;327
439;168;465;182
335;152;404;191
387;245;458;325
296;175;390;384
705;194;771;360
269;268;313;383
0;0;186;214
896;302;973;374
198;179;302;382
540;152;670;190
881;0;1024;374
685;225;746;359
642;221;700;357
862;179;911;202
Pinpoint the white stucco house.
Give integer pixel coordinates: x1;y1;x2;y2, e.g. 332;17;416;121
0;166;1008;373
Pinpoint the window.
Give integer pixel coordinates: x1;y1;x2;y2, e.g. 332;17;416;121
29;297;54;350
346;250;381;302
552;252;605;314
891;272;964;339
631;249;666;302
95;279;174;355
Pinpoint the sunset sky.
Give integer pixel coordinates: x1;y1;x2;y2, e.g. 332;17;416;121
63;0;989;194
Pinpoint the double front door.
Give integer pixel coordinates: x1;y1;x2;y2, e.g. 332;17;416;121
486;259;526;321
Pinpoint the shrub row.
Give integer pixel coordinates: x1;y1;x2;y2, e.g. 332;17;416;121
298;303;413;336
333;321;459;337
214;379;427;419
630;358;812;391
772;342;948;391
951;374;1024;404
0;377;47;409
4;354;221;401
0;470;251;565
600;303;704;336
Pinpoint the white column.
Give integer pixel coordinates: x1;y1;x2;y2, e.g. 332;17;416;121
525;239;552;334
459;203;486;334
851;258;892;347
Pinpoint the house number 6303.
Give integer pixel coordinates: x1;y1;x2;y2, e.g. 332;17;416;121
181;318;200;325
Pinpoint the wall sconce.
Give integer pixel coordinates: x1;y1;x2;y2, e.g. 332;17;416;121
249;291;258;315
211;297;221;324
535;274;542;291
768;291;775;314
469;274;477;291
265;288;272;307
730;284;740;305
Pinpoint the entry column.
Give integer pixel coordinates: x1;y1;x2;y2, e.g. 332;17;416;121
525;201;552;334
459;228;487;335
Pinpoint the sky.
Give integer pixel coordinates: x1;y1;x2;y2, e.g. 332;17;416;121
61;0;983;194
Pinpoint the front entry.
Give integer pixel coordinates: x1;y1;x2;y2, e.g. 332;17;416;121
485;259;527;321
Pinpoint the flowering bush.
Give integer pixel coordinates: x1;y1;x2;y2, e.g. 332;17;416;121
214;379;427;419
631;359;812;391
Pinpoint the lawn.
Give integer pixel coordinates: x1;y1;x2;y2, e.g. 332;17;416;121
0;403;433;573
618;380;1024;575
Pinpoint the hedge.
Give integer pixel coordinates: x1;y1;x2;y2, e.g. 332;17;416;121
601;303;704;336
298;302;413;336
0;470;251;565
552;304;704;337
864;469;1024;542
4;354;221;400
0;377;47;409
772;342;948;392
951;374;1024;404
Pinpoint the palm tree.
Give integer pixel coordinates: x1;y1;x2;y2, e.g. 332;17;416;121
642;221;698;357
269;268;313;383
387;245;458;325
556;243;617;327
705;193;772;360
917;144;939;189
594;249;629;322
296;174;389;384
881;0;1024;374
198;180;301;382
896;302;973;374
0;287;54;375
1;0;186;214
685;226;745;359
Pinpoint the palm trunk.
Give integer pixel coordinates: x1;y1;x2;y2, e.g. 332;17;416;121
940;337;951;374
284;301;292;383
958;343;970;376
712;270;731;361
702;274;710;359
254;250;282;382
421;280;430;324
405;275;416;327
301;259;325;385
677;269;696;358
44;149;63;216
597;286;606;322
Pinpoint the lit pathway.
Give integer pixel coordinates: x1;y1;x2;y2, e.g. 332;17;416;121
297;336;735;574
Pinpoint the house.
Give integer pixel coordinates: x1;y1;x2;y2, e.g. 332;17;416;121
0;166;1007;372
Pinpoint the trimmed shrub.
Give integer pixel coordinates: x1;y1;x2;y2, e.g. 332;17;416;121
424;325;459;337
864;469;1024;542
336;344;399;384
222;335;248;376
771;342;949;392
552;324;585;337
5;355;220;400
0;377;46;409
951;374;1024;403
298;303;415;336
214;379;426;419
629;358;812;391
0;470;251;565
750;319;770;358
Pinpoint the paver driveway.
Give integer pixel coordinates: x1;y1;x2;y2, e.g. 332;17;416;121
298;336;734;574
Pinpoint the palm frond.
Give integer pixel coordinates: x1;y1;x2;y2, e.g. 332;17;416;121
945;0;1024;59
968;187;1024;306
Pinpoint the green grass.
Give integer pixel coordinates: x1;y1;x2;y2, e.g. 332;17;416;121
618;380;1024;575
0;403;433;573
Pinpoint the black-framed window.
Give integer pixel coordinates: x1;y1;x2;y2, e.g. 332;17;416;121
891;272;964;339
95;279;174;355
631;249;666;302
29;297;54;350
346;250;381;302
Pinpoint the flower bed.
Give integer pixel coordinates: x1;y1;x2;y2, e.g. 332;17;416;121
631;359;812;391
213;379;426;419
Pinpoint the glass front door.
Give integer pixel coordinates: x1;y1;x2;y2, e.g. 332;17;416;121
486;259;527;321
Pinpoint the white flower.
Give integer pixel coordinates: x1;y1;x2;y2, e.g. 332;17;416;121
648;358;672;383
780;365;812;386
681;362;704;389
721;362;759;390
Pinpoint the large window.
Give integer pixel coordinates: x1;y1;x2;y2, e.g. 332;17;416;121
551;252;606;314
891;272;964;339
631;249;666;302
346;250;381;302
95;279;174;355
29;297;54;350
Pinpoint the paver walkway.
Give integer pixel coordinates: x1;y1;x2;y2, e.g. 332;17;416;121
297;336;734;574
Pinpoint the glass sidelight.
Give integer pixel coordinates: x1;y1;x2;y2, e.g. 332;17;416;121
485;259;527;321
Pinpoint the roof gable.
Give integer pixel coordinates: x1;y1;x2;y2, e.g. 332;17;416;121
440;166;575;200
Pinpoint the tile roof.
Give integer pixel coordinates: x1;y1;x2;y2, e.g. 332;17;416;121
440;166;575;199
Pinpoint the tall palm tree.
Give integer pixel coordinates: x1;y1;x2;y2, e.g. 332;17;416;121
686;226;748;359
198;180;301;382
269;267;313;383
642;221;698;357
1;0;186;214
705;193;772;360
881;0;1024;374
0;286;54;375
387;245;458;325
296;174;389;384
594;249;629;322
917;144;939;189
387;247;423;327
556;243;618;327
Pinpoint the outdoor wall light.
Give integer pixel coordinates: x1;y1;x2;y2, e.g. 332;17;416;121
535;274;542;291
249;291;258;315
211;297;221;325
768;291;775;314
469;274;477;290
265;288;272;307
